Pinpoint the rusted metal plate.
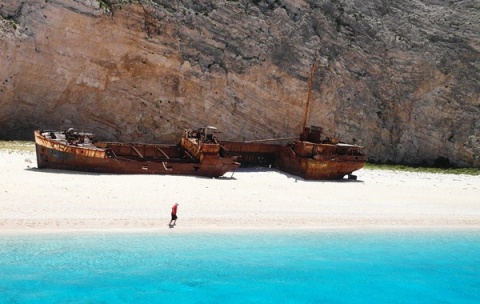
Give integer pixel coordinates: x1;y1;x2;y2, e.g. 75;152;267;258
221;141;278;168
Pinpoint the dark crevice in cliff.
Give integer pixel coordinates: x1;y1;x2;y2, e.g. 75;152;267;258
0;2;24;26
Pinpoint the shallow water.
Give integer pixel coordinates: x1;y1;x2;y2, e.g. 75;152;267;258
1;230;479;303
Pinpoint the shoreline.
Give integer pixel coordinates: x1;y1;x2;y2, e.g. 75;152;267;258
2;225;480;236
1;150;479;234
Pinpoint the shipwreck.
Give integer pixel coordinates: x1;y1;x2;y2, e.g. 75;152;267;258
34;126;240;178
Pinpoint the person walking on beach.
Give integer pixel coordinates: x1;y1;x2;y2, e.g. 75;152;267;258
169;203;179;227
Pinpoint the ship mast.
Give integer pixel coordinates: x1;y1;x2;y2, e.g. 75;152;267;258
301;62;317;131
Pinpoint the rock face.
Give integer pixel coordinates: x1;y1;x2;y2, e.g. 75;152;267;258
1;0;479;167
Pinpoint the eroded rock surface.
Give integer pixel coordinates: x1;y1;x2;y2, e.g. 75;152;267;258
1;0;479;166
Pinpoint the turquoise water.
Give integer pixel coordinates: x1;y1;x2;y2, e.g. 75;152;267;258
1;230;479;303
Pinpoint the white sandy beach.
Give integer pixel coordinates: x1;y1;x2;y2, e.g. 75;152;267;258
1;150;479;233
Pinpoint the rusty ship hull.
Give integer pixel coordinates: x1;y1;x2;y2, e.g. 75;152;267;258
35;128;240;178
222;137;366;180
276;143;366;180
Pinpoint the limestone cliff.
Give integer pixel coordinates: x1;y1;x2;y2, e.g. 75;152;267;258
1;0;479;167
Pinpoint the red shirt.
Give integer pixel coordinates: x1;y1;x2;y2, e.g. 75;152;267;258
172;205;178;215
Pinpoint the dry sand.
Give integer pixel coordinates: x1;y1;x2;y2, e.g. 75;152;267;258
1;150;479;233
